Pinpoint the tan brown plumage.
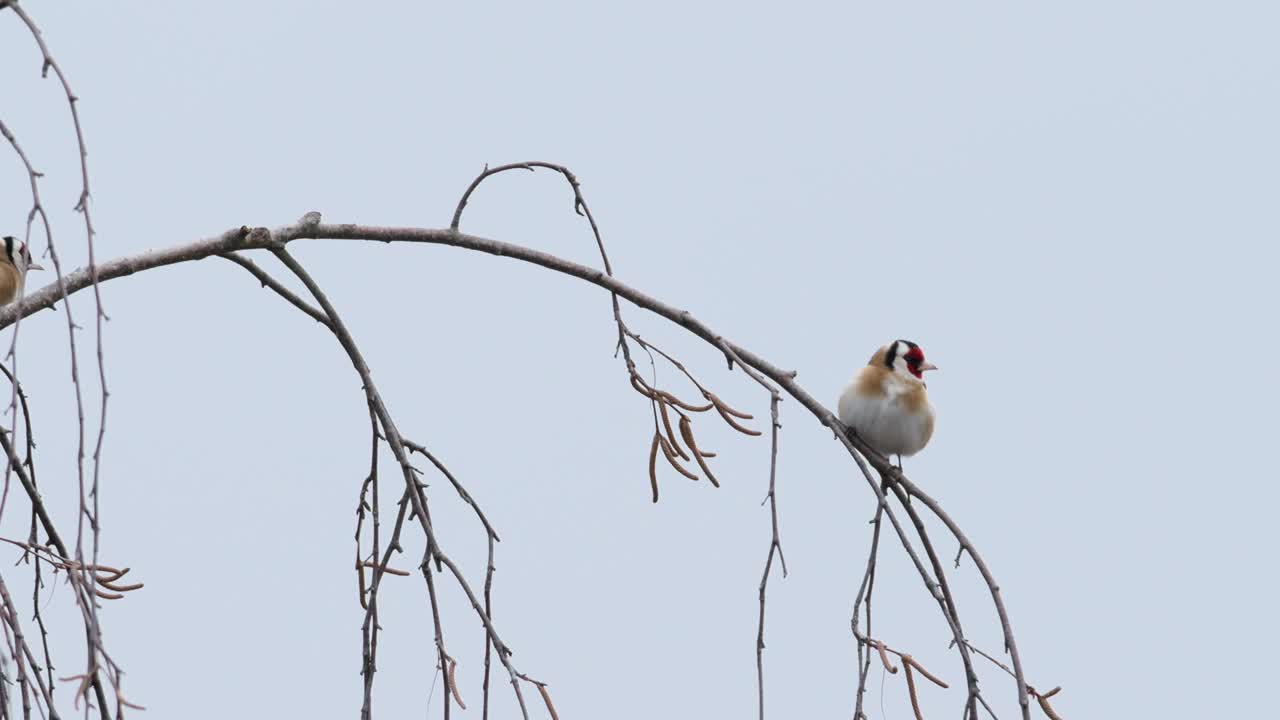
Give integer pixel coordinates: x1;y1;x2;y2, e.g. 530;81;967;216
838;340;938;459
0;236;41;305
855;357;890;399
900;381;932;414
0;263;21;306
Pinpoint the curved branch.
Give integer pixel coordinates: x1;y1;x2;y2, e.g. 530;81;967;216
0;222;1034;717
450;161;612;277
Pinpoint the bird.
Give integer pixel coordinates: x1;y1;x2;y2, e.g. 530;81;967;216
0;236;43;305
837;339;938;468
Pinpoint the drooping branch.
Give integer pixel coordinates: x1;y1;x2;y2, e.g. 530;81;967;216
452;162;768;508
221;253;333;329
1;5;116;708
883;478;982;718
0;12;115;710
756;392;786;720
266;247;547;719
851;496;885;719
0;219;1046;717
223;248;517;720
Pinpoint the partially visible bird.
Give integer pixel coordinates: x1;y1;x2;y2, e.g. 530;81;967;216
0;236;43;306
838;339;938;466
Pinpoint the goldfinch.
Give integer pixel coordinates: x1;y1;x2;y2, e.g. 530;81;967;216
837;340;938;463
0;236;43;306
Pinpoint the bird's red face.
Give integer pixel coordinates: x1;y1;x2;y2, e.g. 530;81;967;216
902;345;937;379
903;346;925;377
883;340;939;379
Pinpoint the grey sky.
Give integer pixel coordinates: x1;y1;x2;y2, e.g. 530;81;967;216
1;2;1275;718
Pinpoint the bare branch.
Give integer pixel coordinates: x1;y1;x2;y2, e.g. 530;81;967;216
755;393;785;720
220;253;332;328
0;220;1041;717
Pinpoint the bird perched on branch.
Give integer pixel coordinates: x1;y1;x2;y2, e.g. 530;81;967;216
0;236;43;305
838;339;938;466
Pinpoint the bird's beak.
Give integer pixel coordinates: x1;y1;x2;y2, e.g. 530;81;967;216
920;362;938;372
28;262;43;271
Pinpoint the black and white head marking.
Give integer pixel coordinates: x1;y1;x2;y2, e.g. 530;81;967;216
883;339;919;370
884;339;931;381
2;236;37;275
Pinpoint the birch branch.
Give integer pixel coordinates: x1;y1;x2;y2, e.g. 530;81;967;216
0;221;1037;718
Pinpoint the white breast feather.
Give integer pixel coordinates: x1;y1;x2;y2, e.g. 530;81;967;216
837;370;934;457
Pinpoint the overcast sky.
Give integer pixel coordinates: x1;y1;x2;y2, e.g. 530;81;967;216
0;2;1276;718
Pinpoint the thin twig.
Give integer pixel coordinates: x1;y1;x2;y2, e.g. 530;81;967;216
851;500;884;720
2;7;115;712
883;479;982;719
755;393;785;720
220;253;332;327
271;247;539;720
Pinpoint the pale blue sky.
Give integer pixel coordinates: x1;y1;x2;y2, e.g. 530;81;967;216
1;2;1276;718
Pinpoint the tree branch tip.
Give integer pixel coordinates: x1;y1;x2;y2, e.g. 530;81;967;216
1035;692;1064;720
648;432;661;502
658;430;699;482
446;658;467;709
873;640;898;674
